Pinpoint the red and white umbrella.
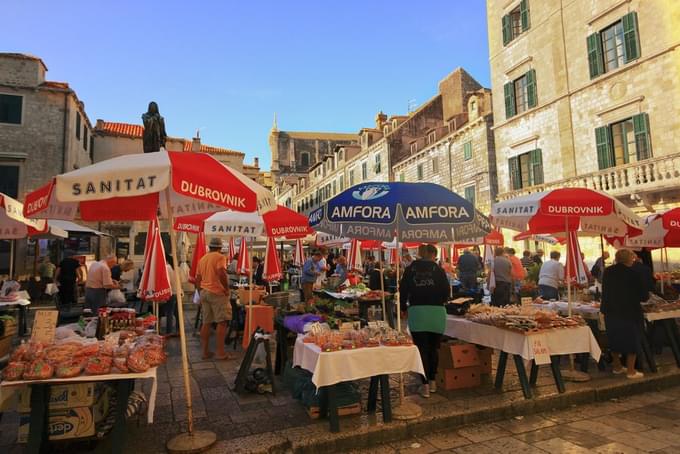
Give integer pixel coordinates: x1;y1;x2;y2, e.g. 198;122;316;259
566;231;588;286
237;237;251;275
293;239;305;267
387;246;399;265
24;149;275;221
189;232;207;283
360;240;384;251
491;188;641;237
172;205;312;239
347;239;363;271
513;231;566;245
137;217;171;302
0;193;47;239
263;236;282;281
440;245;449;262
484;242;495;290
228;237;237;259
608;208;680;249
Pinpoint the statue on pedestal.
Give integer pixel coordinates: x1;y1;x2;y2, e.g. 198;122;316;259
142;101;167;153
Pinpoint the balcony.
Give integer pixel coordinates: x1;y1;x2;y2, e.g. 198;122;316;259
497;152;680;202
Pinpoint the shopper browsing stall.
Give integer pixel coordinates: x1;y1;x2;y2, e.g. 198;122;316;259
538;251;564;300
456;249;479;290
601;248;649;379
195;237;232;360
399;244;449;398
490;247;513;307
85;256;119;312
301;251;323;302
55;254;83;306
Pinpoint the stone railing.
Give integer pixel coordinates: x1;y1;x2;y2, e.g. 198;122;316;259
497;152;680;201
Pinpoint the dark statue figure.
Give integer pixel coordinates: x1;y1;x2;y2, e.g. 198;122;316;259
142;101;167;153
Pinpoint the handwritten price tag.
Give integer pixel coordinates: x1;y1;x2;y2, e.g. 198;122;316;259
530;333;551;365
31;310;59;344
521;297;533;307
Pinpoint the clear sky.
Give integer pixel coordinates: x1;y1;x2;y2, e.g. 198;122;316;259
5;0;490;170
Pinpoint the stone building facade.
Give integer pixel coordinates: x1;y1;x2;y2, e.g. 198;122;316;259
0;53;94;273
268;117;359;187
0;53;93;201
392;69;498;213
273;113;391;215
487;0;680;258
488;0;680;206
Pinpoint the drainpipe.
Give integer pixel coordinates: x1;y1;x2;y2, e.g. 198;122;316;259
62;93;70;173
446;139;454;190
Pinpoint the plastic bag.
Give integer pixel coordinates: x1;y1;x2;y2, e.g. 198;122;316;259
192;290;201;305
107;289;126;305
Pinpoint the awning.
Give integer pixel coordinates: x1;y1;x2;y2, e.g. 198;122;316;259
49;220;107;236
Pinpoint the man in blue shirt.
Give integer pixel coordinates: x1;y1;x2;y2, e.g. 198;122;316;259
456;249;480;289
301;250;323;302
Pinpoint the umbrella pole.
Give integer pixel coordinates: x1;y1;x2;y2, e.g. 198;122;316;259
248;240;253;341
165;189;216;452
9;239;14;280
379;256;386;321
392;233;421;421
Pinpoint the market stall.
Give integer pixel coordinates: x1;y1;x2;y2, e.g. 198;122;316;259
292;325;424;432
446;304;601;398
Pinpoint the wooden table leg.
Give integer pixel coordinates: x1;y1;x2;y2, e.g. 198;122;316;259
367;376;379;413
379;375;392;423
111;379;133;454
549;356;566;394
529;360;538;386
494;351;508;389
512;355;532;399
640;326;658;373
663;319;680;368
27;384;49;454
19;305;27;336
327;384;339;433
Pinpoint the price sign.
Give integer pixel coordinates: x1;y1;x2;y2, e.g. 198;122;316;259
521;297;533;307
31;310;59;344
529;333;551;365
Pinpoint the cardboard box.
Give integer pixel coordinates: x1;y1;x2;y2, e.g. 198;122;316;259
18;407;95;443
437;366;481;391
476;347;493;375
18;383;96;412
439;342;480;369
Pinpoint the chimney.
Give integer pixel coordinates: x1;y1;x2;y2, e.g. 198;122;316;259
375;111;388;130
191;130;201;153
254;157;259;168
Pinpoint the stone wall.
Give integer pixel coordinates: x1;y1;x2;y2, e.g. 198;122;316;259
0;55;45;88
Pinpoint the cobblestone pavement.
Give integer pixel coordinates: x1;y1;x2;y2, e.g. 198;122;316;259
1;301;680;453
349;384;680;454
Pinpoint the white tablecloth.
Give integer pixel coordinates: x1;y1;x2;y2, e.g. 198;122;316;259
533;301;600;319
445;316;601;362
1;367;158;423
293;336;425;388
645;309;680;322
0;298;30;308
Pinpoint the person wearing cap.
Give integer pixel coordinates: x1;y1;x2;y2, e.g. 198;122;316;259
195;237;232;360
301;250;323;302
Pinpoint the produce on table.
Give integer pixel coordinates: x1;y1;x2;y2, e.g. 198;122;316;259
2;334;167;381
303;324;413;351
464;304;585;334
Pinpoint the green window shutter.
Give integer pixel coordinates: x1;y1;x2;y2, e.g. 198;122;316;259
502;15;512;45
464;186;475;205
529;149;543;185
504;81;516;119
587;33;603;79
520;0;530;31
632;113;651;160
526;69;537;108
509;157;521;190
595;126;613;169
463;141;472;160
622;12;640;62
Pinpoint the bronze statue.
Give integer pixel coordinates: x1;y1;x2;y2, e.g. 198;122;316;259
142;101;167;153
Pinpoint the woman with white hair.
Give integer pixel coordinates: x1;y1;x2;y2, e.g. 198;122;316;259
601;248;649;379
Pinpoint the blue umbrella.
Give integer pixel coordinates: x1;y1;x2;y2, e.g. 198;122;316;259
310;182;491;242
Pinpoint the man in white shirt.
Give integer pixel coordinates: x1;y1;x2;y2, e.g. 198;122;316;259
538;251;564;300
85;256;119;312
